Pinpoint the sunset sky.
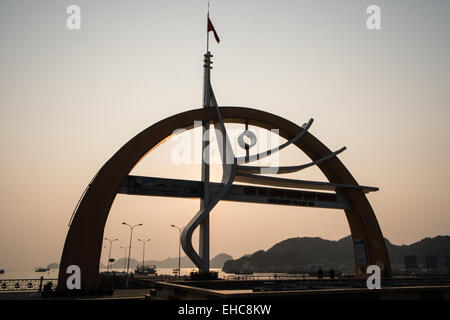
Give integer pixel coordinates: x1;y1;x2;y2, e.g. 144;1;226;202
1;0;449;270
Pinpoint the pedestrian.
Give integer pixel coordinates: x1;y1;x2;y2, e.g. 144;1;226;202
317;267;324;280
330;268;335;280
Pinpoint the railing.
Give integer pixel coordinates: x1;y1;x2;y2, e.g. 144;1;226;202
0;278;58;292
123;274;191;282
223;274;313;281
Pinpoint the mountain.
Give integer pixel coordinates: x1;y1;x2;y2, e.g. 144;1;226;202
222;235;450;274
109;253;233;270
47;262;107;270
47;253;233;271
211;253;233;268
386;236;450;264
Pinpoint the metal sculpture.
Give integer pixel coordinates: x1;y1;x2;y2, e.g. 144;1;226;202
58;51;391;291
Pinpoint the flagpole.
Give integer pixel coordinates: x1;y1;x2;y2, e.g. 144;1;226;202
207;1;210;52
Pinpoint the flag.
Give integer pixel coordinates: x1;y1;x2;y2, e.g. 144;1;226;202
208;17;220;43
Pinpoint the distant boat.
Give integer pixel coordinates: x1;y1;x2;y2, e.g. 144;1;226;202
34;267;49;272
135;265;157;275
0;269;5;274
234;270;253;275
173;268;182;275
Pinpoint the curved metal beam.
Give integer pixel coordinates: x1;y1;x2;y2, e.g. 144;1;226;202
236;118;314;165
181;86;238;270
180;161;236;267
236;147;347;175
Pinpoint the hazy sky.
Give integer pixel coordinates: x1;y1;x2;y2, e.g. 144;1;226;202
1;0;449;270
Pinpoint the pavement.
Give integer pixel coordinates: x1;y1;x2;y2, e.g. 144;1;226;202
0;288;151;300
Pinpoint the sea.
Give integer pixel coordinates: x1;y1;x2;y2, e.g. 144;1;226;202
0;268;230;280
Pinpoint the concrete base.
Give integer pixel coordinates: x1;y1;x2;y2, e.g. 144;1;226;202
153;280;450;300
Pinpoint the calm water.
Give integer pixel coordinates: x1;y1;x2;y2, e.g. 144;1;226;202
0;269;59;280
0;268;228;280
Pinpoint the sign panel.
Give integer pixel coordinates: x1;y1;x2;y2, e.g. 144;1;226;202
354;239;367;267
118;175;350;210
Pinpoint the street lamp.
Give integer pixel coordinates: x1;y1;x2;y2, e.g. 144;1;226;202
122;222;143;280
171;224;182;277
137;238;151;271
120;246;128;271
104;237;118;273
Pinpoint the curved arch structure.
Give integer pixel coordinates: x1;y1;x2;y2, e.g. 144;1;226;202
58;106;391;290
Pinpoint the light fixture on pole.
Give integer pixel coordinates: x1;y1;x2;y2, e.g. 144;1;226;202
122;222;143;286
104;237;118;273
137;238;151;270
120;246;128;271
171;224;182;277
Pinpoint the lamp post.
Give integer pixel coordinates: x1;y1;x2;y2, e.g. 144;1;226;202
171;224;182;277
122;222;143;285
104;237;118;273
137;238;151;271
120;246;128;271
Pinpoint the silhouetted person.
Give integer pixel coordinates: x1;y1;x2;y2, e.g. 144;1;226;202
43;281;53;293
317;267;324;280
329;268;335;280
